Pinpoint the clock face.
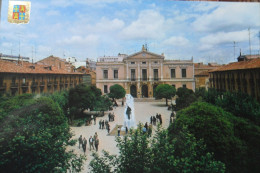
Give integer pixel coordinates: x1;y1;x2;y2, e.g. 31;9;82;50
142;53;145;57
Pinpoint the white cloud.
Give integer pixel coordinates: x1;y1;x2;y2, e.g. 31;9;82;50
192;3;260;32
119;10;169;40
163;36;189;47
61;34;99;46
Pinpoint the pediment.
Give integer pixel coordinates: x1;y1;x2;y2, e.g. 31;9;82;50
125;51;164;60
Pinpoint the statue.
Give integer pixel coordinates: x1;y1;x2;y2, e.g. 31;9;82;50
122;94;136;130
126;106;131;120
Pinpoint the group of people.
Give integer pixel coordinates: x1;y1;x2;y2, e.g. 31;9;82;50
78;132;100;155
108;112;115;122
142;122;153;137
99;119;111;134
150;113;163;125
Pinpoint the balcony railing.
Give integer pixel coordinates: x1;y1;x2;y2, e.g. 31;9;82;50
141;77;148;81
0;83;6;89
31;82;38;87
21;82;29;87
11;83;18;88
131;78;136;81
40;81;45;86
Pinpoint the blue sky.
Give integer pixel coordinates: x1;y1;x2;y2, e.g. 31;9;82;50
0;0;259;64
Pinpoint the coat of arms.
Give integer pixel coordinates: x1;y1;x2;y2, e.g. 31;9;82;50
8;1;31;24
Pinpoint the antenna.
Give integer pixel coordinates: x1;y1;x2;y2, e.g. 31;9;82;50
233;41;237;61
248;27;251;56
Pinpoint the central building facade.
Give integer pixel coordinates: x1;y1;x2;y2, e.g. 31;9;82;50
96;46;195;98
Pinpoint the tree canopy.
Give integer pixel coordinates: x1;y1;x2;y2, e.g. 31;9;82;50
89;124;225;173
0;95;85;172
154;84;176;105
175;87;197;110
108;84;126;100
170;101;260;173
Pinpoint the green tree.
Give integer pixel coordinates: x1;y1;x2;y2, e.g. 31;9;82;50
89;124;225;173
176;87;197;110
68;84;102;118
154;84;176;106
108;84;126;106
170;101;260;173
0;95;85;172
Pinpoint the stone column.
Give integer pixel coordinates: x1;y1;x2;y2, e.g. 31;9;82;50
126;63;129;80
149;61;152;81
160;62;163;80
138;63;140;81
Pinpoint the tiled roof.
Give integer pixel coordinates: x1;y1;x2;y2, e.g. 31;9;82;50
0;60;82;75
195;70;209;76
209;58;260;73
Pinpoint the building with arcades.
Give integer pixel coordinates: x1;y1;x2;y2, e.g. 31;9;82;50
96;45;195;98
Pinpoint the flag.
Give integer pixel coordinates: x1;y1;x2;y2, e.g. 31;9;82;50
8;1;31;24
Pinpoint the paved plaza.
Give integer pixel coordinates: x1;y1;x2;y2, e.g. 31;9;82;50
69;101;172;172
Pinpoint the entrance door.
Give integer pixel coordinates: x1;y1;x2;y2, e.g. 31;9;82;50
142;85;148;98
130;85;137;98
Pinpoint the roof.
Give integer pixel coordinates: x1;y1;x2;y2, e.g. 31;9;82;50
0;60;82;75
195;70;209;76
209;58;260;73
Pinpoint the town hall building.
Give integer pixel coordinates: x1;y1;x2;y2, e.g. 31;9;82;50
96;46;195;98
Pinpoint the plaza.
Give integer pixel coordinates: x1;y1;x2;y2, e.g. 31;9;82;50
69;100;173;172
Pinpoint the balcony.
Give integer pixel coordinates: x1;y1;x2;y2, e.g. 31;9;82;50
0;83;6;89
21;82;29;87
153;78;160;81
131;78;136;81
11;83;18;88
31;82;38;87
40;81;45;86
141;77;148;81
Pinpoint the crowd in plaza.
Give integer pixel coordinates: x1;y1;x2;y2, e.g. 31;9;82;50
78;132;100;155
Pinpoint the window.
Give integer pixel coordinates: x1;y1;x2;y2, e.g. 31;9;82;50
182;69;186;78
131;62;135;64
142;61;146;64
0;77;3;86
154;61;158;64
183;84;186;88
104;85;108;93
171;69;176;78
12;77;16;84
131;69;136;81
154;69;158;80
114;70;118;79
103;70;108;79
142;69;147;81
22;77;26;84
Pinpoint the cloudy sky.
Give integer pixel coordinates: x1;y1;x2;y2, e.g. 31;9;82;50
0;0;259;64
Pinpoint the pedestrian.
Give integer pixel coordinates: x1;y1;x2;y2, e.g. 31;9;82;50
94;116;96;125
125;126;128;135
142;126;147;134
91;114;94;124
94;137;99;151
82;137;87;155
117;126;120;136
150;116;153;124
78;135;83;149
107;123;110;134
94;132;98;141
148;123;152;137
99;119;102;129
144;122;148;130
159;114;162;125
108;113;111;122
89;136;94;151
102;120;105;129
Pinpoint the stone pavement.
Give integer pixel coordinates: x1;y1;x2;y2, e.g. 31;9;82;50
69;102;172;172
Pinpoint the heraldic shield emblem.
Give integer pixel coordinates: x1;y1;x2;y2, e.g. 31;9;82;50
8;1;31;24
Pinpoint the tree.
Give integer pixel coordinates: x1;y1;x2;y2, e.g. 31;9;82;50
154;84;176;106
68;84;102;117
89;124;225;173
108;84;126;106
176;87;197;110
0;95;85;172
170;101;260;173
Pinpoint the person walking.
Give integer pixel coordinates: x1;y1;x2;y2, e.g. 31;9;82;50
99;119;102;129
89;136;94;151
107;123;110;134
82;137;87;155
117;126;120;136
94;116;96;125
78;135;83;149
102;120;105;129
125;126;128;135
94;132;98;141
94;137;99;151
